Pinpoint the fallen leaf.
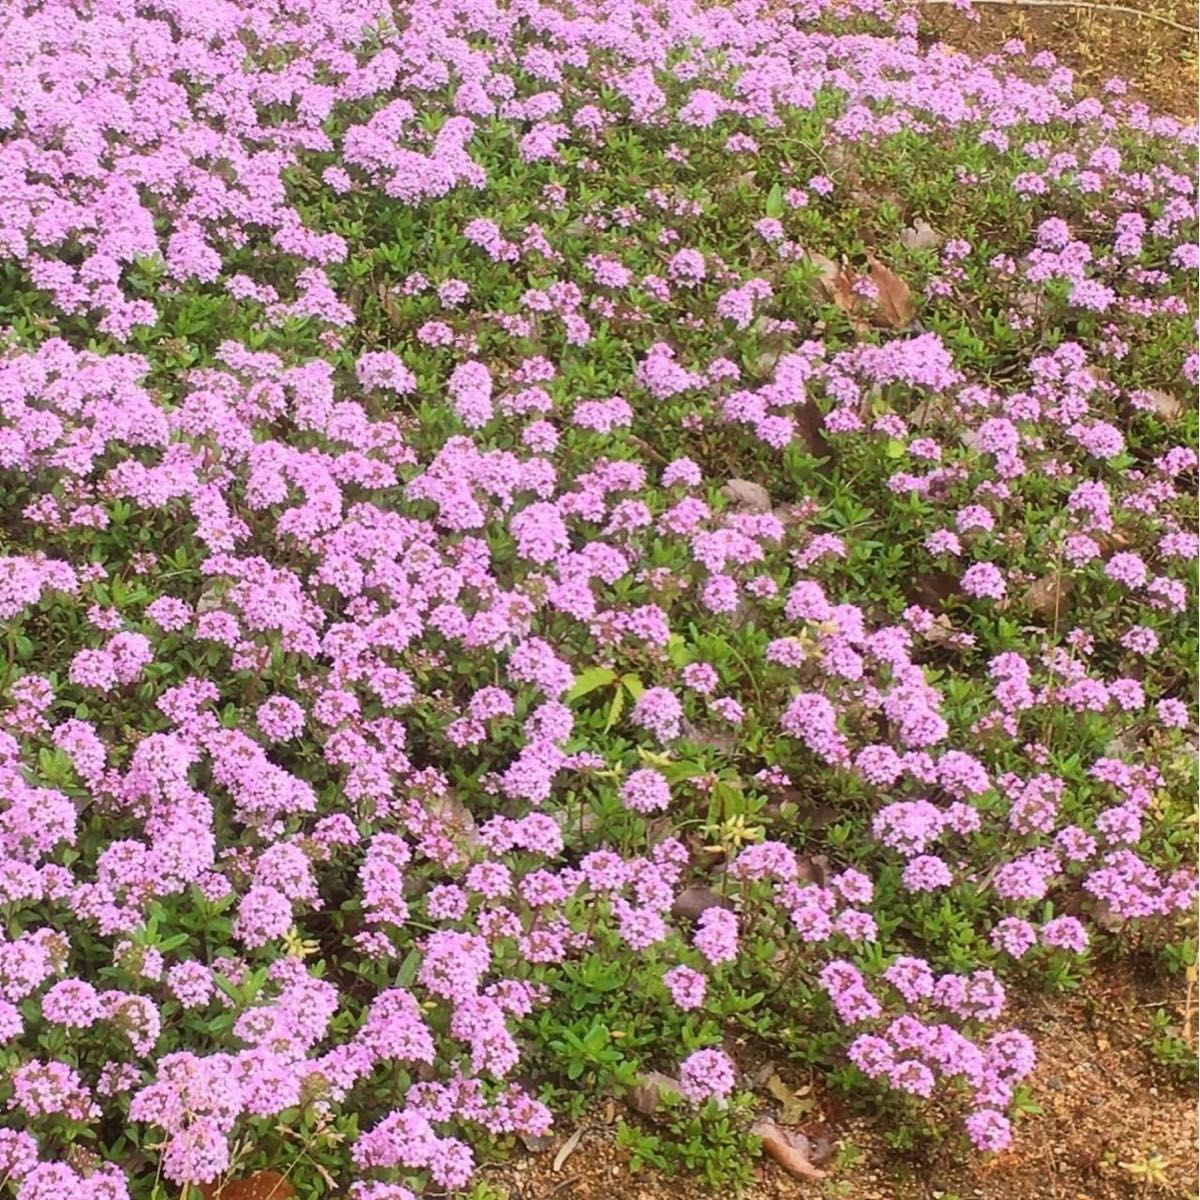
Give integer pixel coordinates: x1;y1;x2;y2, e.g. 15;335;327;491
900;218;941;252
1145;388;1182;424
746;1059;779;1089
200;1172;296;1200
794;399;831;463
671;886;731;920
1023;573;1073;621
807;252;840;287
765;1074;814;1124
799;1122;837;1166
553;1126;585;1173
827;264;861;317
1013;288;1041;317
426;789;482;854
921;614;961;648
681;719;739;755
627;1071;684;1116
520;1132;555;1152
752;1118;828;1181
867;255;915;328
905;569;961;610
720;479;772;513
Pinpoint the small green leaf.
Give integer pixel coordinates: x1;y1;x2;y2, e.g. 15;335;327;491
396;949;421;988
765;181;784;219
567;666;617;701
604;685;626;733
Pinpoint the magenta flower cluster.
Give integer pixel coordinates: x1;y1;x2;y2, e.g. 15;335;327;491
0;0;1193;1192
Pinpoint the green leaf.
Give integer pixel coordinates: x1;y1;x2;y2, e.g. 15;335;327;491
765;181;784;219
620;674;645;700
604;684;626;733
666;634;689;669
567;666;617;702
396;949;421;988
662;760;706;784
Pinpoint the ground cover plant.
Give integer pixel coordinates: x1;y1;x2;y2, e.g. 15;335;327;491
0;0;1196;1195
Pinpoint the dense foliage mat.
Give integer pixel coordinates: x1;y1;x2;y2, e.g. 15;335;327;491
0;0;1196;1195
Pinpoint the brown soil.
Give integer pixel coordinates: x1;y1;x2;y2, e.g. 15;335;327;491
485;964;1197;1200
921;0;1198;120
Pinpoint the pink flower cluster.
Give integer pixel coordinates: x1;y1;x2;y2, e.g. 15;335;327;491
0;0;1193;1192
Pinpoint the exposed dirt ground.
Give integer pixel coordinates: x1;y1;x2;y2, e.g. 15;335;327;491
485;962;1197;1200
921;0;1197;119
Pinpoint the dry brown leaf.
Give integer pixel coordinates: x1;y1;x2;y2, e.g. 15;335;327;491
627;1071;684;1116
827;265;861;318
720;479;772;513
1023;573;1073;621
900;218;941;252
426;789;482;854
752;1118;828;1181
765;1073;814;1124
807;252;840;287
905;569;961;610
810;253;864;322
1145;388;1182;424
670;885;731;920
552;1126;585;1172
200;1171;297;1200
681;719;740;755
867;255;915;328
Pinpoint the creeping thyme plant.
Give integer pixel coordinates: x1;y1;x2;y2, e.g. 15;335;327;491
0;0;1196;1194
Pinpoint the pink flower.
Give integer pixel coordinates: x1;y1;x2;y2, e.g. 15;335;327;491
678;1048;736;1102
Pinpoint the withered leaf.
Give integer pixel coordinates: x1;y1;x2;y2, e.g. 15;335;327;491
867;255;915;328
752;1118;828;1181
1145;388;1182;424
681;719;739;755
1023;573;1073;621
426;788;482;854
899;218;941;252
200;1171;297;1200
905;569;961;610
671;886;731;920
552;1126;585;1173
765;1073;814;1124
720;479;772;513
627;1071;684;1116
